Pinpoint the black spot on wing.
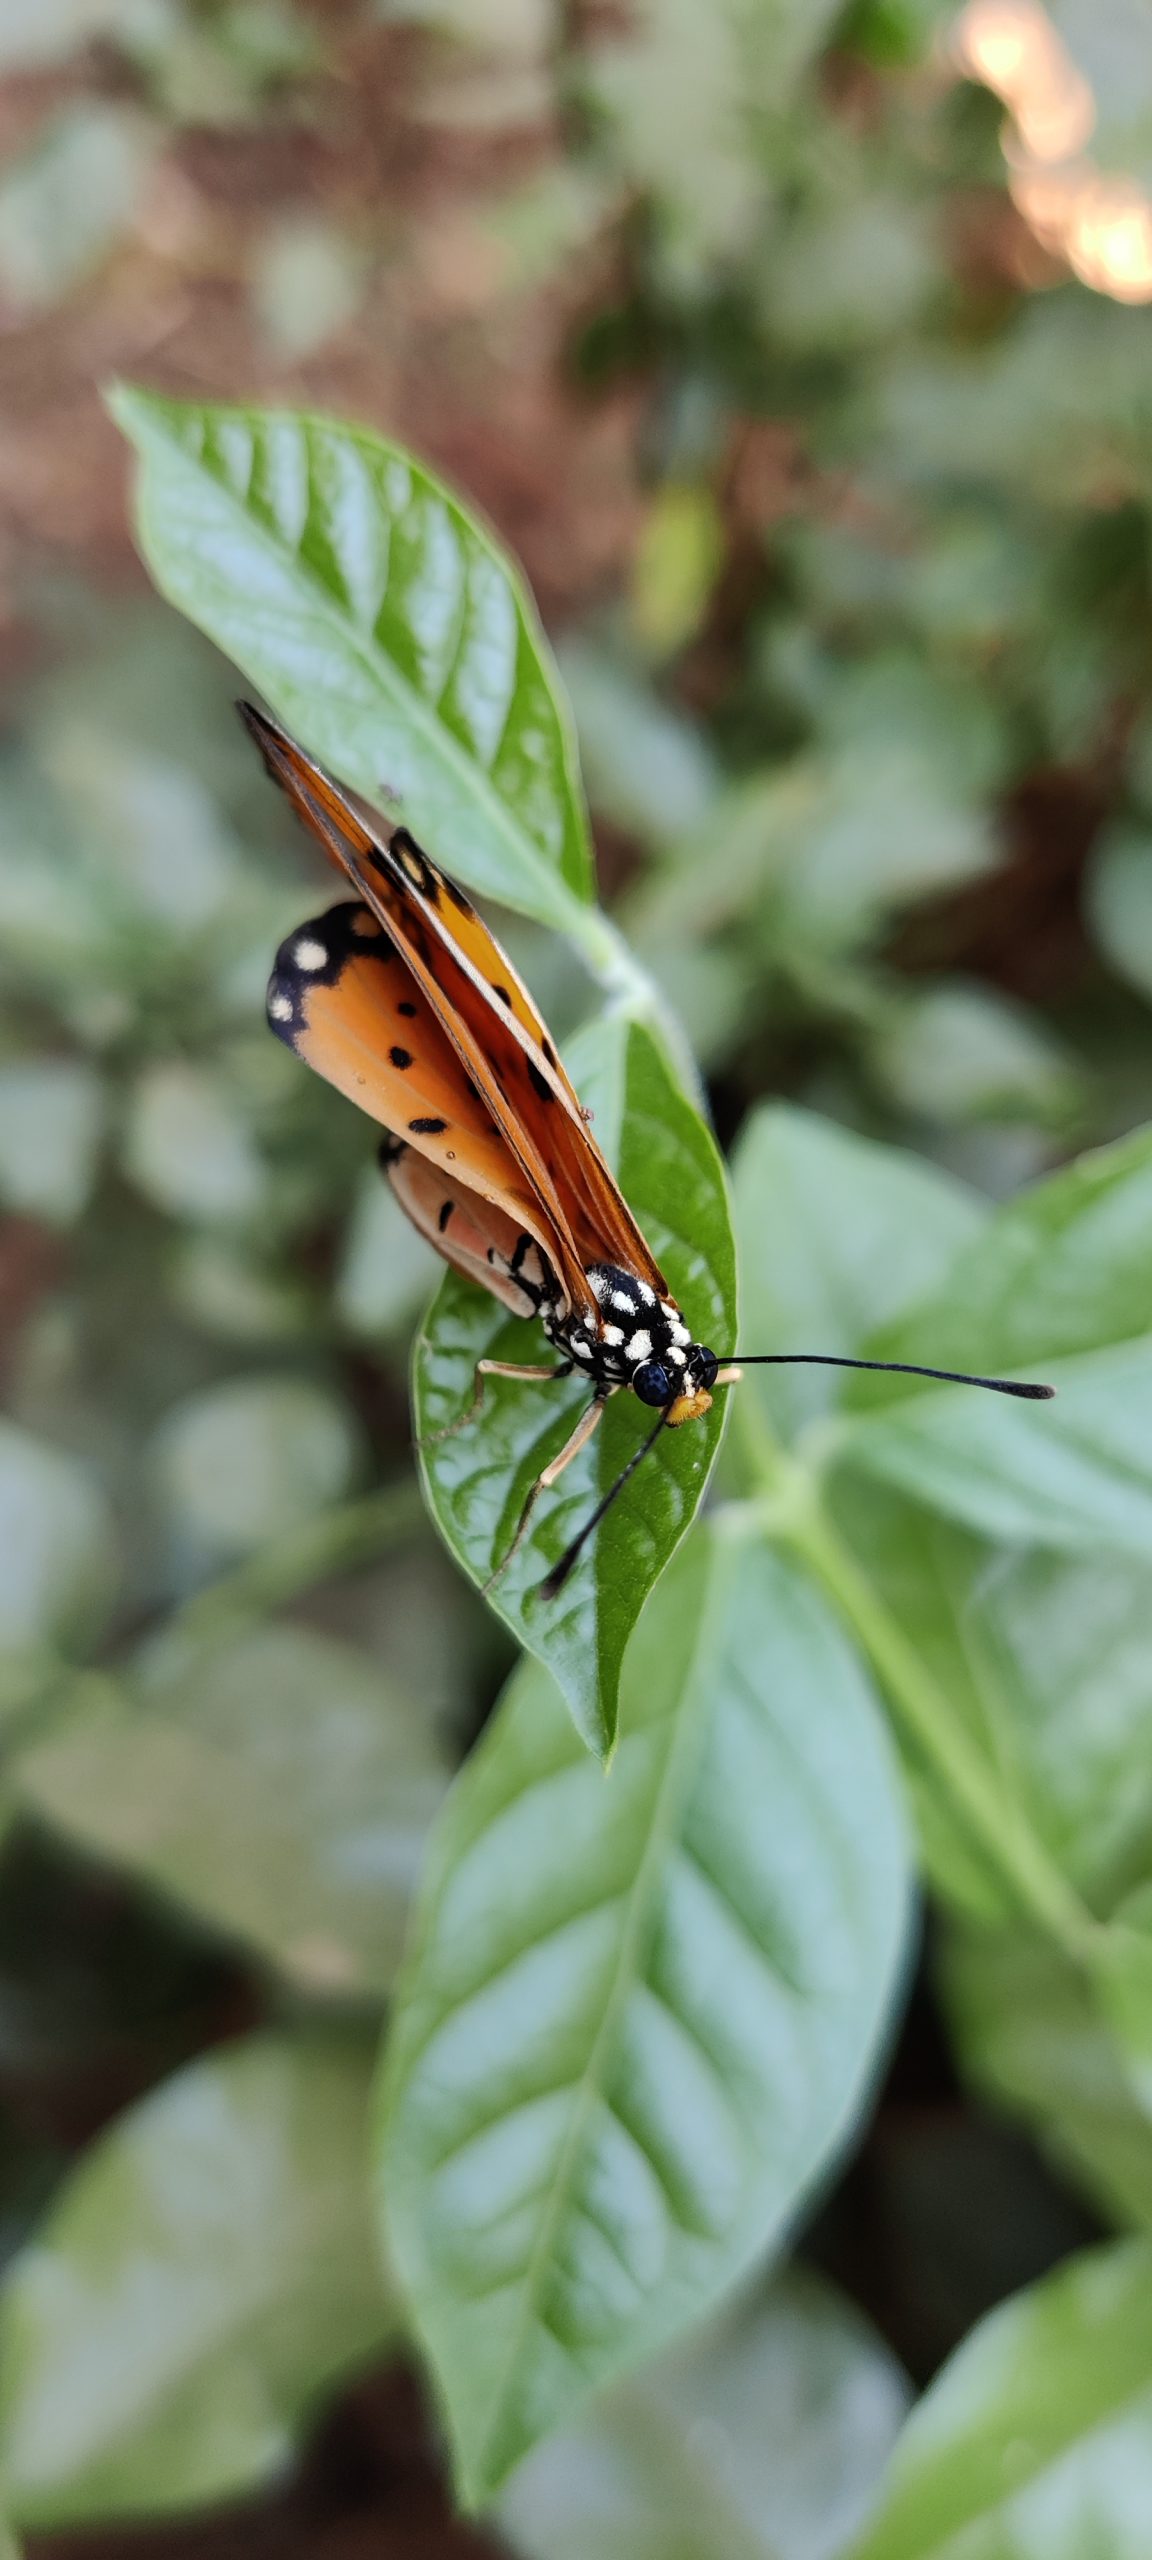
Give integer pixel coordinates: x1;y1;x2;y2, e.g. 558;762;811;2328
542;1037;557;1067
409;1115;448;1135
438;1200;454;1233
527;1060;554;1103
492;983;513;1007
397;1000;417;1018
389;1046;413;1070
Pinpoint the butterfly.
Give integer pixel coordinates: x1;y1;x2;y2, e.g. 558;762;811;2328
243;703;1054;1597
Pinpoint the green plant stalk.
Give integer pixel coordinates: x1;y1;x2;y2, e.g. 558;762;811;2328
735;1401;1098;1969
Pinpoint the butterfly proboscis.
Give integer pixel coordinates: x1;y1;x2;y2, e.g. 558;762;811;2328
243;703;1054;1597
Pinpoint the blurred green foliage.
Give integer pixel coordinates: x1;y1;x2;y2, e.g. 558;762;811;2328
5;0;1152;2555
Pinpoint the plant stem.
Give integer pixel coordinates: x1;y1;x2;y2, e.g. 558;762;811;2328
731;1396;1097;1965
785;1491;1099;1969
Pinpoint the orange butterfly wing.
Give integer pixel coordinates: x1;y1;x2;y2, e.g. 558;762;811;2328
243;705;669;1312
266;899;567;1293
381;1140;559;1319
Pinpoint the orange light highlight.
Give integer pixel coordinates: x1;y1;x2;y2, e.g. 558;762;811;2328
953;0;1152;303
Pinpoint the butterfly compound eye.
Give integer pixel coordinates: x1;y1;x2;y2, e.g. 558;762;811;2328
689;1345;718;1391
633;1358;673;1408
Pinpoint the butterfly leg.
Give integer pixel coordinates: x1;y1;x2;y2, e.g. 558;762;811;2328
484;1390;612;1594
422;1358;572;1449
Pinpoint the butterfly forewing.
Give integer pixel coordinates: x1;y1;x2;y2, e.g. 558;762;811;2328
242;704;668;1309
267;898;568;1294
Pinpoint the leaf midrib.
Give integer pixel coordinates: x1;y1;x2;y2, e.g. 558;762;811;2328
469;1549;725;2495
125;393;589;923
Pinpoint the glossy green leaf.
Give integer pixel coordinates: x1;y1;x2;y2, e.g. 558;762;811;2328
414;1014;736;1757
108;386;594;927
12;1624;451;1997
0;2032;396;2525
832;1476;1152;1917
944;1929;1152;2235
378;1516;911;2503
847;2237;1152;2560
840;1128;1152;1552
498;2266;910;2560
730;1105;983;1445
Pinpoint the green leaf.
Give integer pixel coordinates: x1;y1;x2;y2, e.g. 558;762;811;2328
12;1624;451;1997
124;1062;267;1226
0;1422;115;1657
153;1375;362;1563
0;2031;396;2526
414;1015;737;1757
869;984;1081;1131
498;2266;910;2560
846;2236;1152;2560
377;1515;911;2503
0;107;157;311
831;1477;1152;1918
943;1929;1152;2235
107;385;594;928
0;1061;102;1226
1086;823;1152;1005
1095;1889;1152;2120
730;1105;983;1445
840;1128;1152;1552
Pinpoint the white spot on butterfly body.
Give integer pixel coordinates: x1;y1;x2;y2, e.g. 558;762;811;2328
293;937;328;972
268;990;294;1021
573;1341;593;1361
670;1321;691;1347
611;1290;635;1314
589;1270;609;1302
628;1330;653;1363
601;1324;624;1347
668;1346;687;1366
636;1281;657;1308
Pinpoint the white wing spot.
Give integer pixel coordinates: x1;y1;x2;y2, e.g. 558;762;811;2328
293;937;328;972
268;990;294;1021
628;1330;653;1363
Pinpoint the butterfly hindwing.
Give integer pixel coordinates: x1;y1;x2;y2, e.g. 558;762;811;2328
381;1139;556;1318
266;900;567;1294
243;704;668;1308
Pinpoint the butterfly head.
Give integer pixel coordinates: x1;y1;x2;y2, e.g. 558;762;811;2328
579;1265;718;1421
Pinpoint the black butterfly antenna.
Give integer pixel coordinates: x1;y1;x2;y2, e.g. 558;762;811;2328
539;1410;669;1600
729;1354;1054;1400
537;1353;1052;1600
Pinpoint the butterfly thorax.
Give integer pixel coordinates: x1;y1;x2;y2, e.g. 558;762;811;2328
544;1262;718;1420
